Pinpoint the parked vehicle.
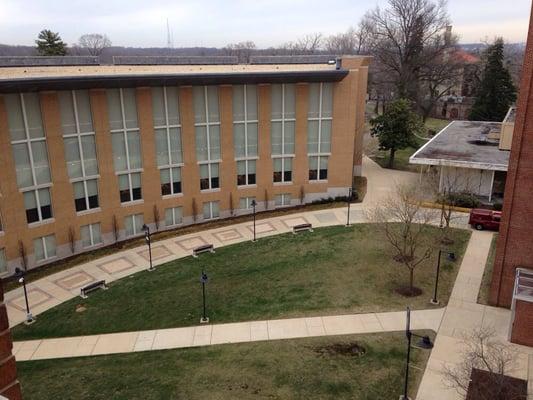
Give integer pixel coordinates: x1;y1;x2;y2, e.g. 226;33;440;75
469;209;502;231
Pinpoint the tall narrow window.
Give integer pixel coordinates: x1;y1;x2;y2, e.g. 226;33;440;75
124;213;144;237
308;83;333;181
34;234;56;262
80;223;102;248
153;86;183;197
59;90;100;212
0;249;6;274
194;86;220;190
5;93;53;224
233;85;258;186
271;84;295;183
203;201;220;220
108;88;143;203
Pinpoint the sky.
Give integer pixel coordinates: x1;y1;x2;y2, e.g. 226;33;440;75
0;0;531;48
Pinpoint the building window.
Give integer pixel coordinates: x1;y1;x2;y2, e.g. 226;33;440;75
164;206;183;227
153;86;183;197
308;83;332;181
239;196;256;210
5;93;54;224
80;223;102;248
271;84;295;183
23;188;52;224
0;249;6;274
203;201;220;220
124;213;144;237
108;88;143;203
275;193;291;207
118;172;142;203
34;234;56;262
233;85;258;186
194;86;220;191
59;90;100;212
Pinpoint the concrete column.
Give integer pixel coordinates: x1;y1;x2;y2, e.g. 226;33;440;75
0;280;22;399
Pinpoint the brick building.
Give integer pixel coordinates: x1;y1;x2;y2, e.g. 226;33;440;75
490;6;533;316
0;55;370;275
0;279;21;399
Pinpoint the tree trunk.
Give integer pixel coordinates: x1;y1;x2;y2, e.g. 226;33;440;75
409;269;414;292
389;148;396;169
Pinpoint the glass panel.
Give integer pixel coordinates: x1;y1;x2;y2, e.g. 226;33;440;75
307;120;319;153
309;156;318;181
169;127;182;164
212;201;220;218
195;126;208;161
24;93;44;139
64;137;82;178
320;156;329;180
203;202;211;219
58;91;77;135
321;83;333;118
24;191;39;223
166;86;180;126
106;89;123;130
155;128;169;166
151;87;166;127
81;135;98;176
237;160;246;174
193;86;206;124
76;90;94;133
86;179;98;196
134;214;144;234
207;86;219;123
209;125;221;160
211;163;219;178
39;188;52;219
127;131;142;169
111;132;127;171
284;121;295;154
232;85;245;121
165;208;173;226
31;141;51;184
271;84;282;120
271;121;282;155
233;123;246;158
13;143;33;188
160;168;171;196
34;238;44;261
122;88;138;129
275;195;282;206
321;120;332;152
247;122;258;156
81;225;91;247
5;94;25;141
246;85;258;120
248;160;256;174
92;223;102;244
200;164;209;179
124;216;134;237
0;249;6;273
131;172;141;189
173;207;182;224
284;84;296;119
45;235;56;258
308;83;320;119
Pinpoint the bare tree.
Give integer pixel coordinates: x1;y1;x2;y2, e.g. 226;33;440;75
279;32;323;55
78;33;111;56
443;327;526;400
364;0;451;107
223;41;256;63
325;21;372;55
369;184;434;295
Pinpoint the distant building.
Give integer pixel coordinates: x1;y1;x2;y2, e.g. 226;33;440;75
0;55;370;274
409;108;515;203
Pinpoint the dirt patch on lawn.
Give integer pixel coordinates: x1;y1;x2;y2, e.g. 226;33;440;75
313;342;366;357
395;286;423;297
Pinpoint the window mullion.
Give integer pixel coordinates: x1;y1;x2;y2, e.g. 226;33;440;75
318;83;323;154
20;94;39;188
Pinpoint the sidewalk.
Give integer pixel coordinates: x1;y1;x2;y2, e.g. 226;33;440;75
12;308;445;361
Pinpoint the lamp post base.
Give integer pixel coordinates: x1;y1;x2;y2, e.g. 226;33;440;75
430;299;440;305
148;267;156;272
200;317;210;324
399;396;411;400
24;314;36;325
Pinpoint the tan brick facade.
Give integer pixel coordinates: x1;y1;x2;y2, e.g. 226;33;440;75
0;58;369;274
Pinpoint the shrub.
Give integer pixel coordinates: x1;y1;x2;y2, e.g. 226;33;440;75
438;192;481;209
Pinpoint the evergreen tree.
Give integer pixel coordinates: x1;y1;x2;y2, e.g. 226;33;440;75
469;38;517;121
370;99;423;169
35;29;67;56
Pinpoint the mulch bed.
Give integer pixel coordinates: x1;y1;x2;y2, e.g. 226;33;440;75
466;368;527;400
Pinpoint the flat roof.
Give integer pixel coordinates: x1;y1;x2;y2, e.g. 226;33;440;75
0;63;350;93
410;120;510;171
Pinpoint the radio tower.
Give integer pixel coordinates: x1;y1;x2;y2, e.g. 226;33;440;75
166;18;174;49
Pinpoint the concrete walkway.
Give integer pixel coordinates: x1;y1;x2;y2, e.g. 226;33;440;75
12;308;445;361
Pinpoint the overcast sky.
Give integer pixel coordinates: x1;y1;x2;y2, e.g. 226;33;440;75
0;0;531;48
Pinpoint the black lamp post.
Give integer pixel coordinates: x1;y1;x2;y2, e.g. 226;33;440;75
14;267;34;325
251;199;257;242
346;188;353;227
200;270;209;323
430;249;456;305
401;307;433;400
142;224;155;272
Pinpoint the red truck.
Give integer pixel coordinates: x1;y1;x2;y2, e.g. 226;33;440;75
469;209;502;231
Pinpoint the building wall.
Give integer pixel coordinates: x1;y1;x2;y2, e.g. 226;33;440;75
0;64;369;274
439;166;495;198
490;6;533;308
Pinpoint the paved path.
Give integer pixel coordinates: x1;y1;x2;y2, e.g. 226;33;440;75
12;308;445;361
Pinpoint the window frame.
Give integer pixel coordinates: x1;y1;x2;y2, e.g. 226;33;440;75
80;222;103;248
274;193;292;207
124;213;144;237
308;83;332;182
34;234;56;262
234;85;258;187
271;84;295;184
203;201;220;220
164;206;183;227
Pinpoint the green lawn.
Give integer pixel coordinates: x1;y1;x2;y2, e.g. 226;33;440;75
13;224;470;341
478;234;498;305
17;332;432;400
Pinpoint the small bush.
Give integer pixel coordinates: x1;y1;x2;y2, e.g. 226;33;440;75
438;192;481;209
